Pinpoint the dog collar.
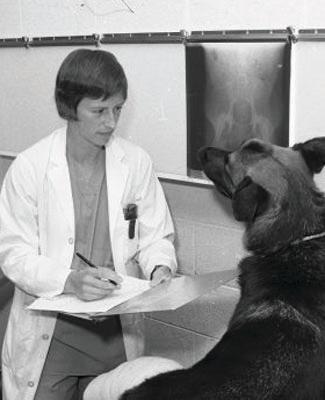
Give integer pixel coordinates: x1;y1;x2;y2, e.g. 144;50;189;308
292;231;325;245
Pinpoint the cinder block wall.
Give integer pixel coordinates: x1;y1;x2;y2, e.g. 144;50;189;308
0;157;245;367
144;180;245;367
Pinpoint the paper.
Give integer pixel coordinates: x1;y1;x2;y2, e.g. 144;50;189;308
101;269;237;316
27;275;150;314
71;270;236;319
27;270;237;319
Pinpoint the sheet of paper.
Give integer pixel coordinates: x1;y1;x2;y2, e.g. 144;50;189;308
68;269;237;319
98;269;238;316
27;275;150;314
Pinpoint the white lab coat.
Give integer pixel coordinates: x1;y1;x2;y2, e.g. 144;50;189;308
0;127;177;400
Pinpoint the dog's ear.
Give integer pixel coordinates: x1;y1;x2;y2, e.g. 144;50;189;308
293;137;325;174
232;176;269;222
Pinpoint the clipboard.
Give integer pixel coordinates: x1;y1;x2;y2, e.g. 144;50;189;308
68;269;237;320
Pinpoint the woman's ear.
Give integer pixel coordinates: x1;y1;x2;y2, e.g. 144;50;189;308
293;137;325;174
232;177;268;222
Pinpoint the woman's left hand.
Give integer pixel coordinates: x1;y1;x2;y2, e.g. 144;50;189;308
150;265;173;287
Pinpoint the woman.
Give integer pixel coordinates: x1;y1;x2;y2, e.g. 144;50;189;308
0;49;177;400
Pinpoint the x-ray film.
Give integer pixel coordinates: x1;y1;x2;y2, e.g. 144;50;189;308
187;42;290;172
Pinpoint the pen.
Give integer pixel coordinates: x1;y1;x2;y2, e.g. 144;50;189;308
76;252;118;286
123;203;137;239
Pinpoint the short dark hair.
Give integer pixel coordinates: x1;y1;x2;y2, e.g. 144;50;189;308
55;49;128;121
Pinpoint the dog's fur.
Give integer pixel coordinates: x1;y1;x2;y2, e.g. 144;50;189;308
121;137;325;400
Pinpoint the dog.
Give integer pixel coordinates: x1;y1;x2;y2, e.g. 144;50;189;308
120;137;325;400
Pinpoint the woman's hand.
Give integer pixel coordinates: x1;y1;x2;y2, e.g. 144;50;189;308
150;265;173;287
63;267;122;301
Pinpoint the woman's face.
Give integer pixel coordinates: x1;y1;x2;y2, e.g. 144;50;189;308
71;91;125;147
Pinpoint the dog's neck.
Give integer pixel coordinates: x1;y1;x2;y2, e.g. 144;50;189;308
247;229;325;256
291;231;325;246
239;229;325;300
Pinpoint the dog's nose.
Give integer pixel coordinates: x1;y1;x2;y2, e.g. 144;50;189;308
198;147;232;165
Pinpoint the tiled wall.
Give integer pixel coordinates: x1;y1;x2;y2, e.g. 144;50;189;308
143;180;245;367
0;157;245;368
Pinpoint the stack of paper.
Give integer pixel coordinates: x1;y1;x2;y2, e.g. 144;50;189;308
28;275;150;314
27;270;237;320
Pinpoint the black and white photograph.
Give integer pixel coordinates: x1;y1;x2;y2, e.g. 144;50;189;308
1;1;325;400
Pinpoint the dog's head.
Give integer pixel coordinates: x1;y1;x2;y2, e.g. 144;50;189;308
199;137;325;253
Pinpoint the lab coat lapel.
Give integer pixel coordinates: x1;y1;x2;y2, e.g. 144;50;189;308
106;137;128;235
47;130;75;232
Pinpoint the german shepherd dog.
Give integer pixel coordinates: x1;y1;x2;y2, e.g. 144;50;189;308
121;137;325;400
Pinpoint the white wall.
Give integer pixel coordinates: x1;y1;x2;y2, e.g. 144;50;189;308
0;0;325;38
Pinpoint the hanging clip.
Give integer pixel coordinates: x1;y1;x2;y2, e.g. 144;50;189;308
92;33;101;47
287;26;298;44
22;36;30;48
180;29;189;44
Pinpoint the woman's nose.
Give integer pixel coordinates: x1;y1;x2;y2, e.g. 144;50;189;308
102;111;116;129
